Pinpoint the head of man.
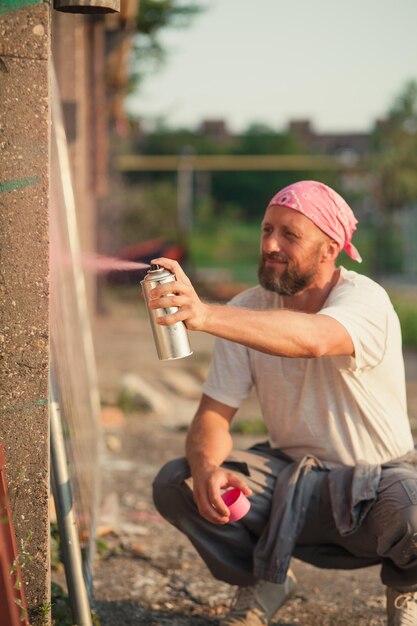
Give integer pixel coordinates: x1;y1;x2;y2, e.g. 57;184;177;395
258;181;361;296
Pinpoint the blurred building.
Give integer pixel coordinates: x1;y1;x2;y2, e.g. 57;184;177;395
52;0;140;313
195;116;376;162
288;119;371;163
198;118;235;146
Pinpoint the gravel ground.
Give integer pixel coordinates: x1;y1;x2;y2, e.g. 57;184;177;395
81;290;417;626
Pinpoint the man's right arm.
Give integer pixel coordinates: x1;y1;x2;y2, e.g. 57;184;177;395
186;393;253;524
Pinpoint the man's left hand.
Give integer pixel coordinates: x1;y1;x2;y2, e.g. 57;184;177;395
148;257;209;331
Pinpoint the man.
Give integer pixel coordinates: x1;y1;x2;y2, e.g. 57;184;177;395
151;180;417;626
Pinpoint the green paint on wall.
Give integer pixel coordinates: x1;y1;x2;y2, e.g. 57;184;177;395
0;176;40;192
1;399;49;416
0;0;44;14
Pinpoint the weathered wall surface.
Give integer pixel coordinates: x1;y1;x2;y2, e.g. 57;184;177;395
0;1;50;622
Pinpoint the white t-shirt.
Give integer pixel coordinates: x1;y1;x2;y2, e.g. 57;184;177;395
203;267;414;467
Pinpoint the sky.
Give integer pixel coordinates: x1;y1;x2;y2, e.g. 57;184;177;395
126;0;417;134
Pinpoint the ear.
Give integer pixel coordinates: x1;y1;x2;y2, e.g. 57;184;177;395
321;239;340;263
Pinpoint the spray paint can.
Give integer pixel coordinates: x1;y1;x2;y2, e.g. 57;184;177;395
141;264;193;361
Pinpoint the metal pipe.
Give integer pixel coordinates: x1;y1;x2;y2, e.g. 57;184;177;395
54;0;120;13
50;383;93;626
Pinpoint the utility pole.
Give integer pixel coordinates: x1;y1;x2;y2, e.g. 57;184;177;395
177;146;194;247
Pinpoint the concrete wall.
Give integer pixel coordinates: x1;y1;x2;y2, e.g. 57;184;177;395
0;4;130;622
0;1;51;623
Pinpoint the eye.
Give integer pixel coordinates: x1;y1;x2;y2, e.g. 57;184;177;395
284;229;296;239
262;224;272;235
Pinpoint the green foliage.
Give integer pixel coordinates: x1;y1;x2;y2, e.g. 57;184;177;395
390;293;417;349
134;122;342;221
95;537;111;559
50;583;73;626
339;217;403;277
137;0;203;36
130;0;204;89
12;530;33;574
119;78;417;278
231;418;268;436
370;80;417;211
121;180;179;244
36;601;52;626
235;123;299;155
116;388;152;413
218;127;339;218
190;218;260;284
50;533;101;625
50;523;62;570
14;598;27;624
189;216;376;284
50;582;101;626
139;128;228;155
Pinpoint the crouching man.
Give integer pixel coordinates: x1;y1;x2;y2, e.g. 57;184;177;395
152;180;417;626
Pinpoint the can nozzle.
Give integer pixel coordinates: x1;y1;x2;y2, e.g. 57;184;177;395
150;264;160;271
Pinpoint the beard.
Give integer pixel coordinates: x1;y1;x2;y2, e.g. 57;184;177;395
258;251;321;296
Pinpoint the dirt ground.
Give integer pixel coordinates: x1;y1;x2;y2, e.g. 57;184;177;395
86;287;417;626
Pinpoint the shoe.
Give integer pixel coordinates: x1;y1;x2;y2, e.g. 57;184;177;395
220;570;297;626
386;587;417;626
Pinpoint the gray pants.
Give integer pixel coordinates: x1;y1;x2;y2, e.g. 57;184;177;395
153;444;417;591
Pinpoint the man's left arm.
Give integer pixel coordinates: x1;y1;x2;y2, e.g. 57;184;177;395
148;258;354;359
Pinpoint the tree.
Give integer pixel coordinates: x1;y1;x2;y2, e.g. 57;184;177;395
368;80;417;274
130;0;204;91
371;80;417;211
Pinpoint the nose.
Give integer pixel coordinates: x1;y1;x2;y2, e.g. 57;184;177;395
262;232;281;255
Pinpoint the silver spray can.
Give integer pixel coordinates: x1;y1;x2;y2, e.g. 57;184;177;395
141;264;193;361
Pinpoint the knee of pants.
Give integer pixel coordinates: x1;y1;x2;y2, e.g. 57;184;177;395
398;506;417;546
380;505;417;563
152;457;190;519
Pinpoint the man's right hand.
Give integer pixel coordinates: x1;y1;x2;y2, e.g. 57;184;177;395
192;465;252;524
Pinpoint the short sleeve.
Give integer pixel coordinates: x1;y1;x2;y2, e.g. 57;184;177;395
202;336;254;408
317;276;391;370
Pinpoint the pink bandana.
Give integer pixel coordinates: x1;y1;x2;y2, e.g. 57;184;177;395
267;180;362;262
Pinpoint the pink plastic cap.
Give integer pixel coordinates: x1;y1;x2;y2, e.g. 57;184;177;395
221;488;251;522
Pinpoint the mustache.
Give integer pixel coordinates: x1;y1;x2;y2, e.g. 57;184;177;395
261;252;289;263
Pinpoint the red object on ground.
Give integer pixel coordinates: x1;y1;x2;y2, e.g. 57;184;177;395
0;443;29;626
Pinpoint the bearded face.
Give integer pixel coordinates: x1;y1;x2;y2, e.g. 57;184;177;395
258;204;335;296
258;246;322;296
